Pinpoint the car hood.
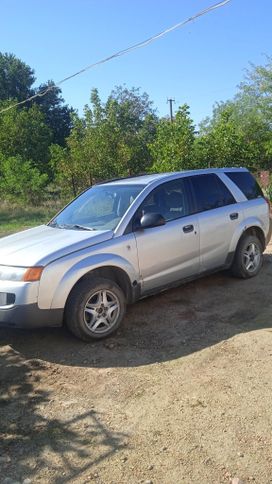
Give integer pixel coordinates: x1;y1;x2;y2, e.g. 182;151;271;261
0;225;114;267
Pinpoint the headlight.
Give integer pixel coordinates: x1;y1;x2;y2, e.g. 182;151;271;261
0;266;44;282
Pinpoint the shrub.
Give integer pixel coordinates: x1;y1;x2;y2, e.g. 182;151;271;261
0;155;48;204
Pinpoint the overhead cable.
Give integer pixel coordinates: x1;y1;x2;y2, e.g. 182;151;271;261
0;0;231;114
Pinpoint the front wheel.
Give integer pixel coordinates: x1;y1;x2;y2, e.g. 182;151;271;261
231;234;263;279
65;277;126;341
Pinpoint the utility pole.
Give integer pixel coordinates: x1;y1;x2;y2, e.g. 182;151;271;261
167;98;175;123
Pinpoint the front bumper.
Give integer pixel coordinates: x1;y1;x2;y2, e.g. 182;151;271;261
0;279;64;329
0;303;63;328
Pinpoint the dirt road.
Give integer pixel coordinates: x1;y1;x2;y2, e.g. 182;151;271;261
1;244;272;484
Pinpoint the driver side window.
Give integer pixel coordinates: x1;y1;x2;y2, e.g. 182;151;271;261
134;178;191;228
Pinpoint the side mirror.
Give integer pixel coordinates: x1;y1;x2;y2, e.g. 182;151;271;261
139;212;166;229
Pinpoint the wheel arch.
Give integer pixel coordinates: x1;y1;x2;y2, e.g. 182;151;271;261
230;219;266;253
46;254;140;311
240;226;265;251
227;222;266;268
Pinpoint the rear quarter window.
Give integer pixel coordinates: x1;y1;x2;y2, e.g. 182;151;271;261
189;173;236;213
225;172;263;200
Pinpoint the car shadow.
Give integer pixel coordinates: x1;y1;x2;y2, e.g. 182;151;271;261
0;345;127;483
1;254;272;369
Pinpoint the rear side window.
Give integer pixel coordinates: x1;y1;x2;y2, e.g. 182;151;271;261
225;172;263;200
190;174;236;212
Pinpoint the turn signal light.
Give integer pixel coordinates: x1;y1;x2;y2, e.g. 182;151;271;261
23;267;44;282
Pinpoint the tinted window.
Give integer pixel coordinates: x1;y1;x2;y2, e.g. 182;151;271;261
135;178;191;224
190;174;236;212
225;172;263;200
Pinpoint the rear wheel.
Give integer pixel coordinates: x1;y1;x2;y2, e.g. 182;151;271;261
231;234;263;279
65;277;126;341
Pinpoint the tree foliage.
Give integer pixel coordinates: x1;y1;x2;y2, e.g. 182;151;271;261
0;102;52;172
1;53;272;204
194;104;258;169
149;105;195;172
51;86;158;196
239;56;272;123
32;81;74;146
196;58;272;170
0;154;48;204
0;53;73;148
0;53;35;102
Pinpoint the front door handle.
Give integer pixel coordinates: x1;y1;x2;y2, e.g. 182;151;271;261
230;212;238;220
183;224;194;233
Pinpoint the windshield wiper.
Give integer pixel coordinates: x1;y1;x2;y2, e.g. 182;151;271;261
71;224;96;231
48;222;95;231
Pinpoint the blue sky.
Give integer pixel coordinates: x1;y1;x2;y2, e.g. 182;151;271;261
1;0;271;125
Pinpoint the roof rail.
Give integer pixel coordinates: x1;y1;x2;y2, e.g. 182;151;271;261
96;172;152;185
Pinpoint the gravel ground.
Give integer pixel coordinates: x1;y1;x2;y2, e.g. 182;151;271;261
1;243;272;484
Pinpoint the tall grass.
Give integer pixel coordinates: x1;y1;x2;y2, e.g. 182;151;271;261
0;202;62;238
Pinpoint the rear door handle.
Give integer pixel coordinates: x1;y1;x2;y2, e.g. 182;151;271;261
230;212;238;220
183;224;194;233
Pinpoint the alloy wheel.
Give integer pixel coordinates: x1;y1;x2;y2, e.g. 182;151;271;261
243;242;261;273
83;289;120;334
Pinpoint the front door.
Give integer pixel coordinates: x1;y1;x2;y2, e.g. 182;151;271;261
133;178;200;293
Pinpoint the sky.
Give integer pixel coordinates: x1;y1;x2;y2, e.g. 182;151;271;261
0;0;271;125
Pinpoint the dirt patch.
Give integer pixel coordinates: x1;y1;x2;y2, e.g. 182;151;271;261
1;245;272;483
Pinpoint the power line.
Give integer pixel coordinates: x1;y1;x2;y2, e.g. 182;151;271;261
0;0;231;115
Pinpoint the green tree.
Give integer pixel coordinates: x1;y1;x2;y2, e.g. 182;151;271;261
51;113;97;197
0;54;73;149
238;57;272;123
0;53;35;102
0;154;48;204
198;58;272;170
149;104;195;172
98;86;157;175
194;104;259;169
235;58;272;168
52;87;157;197
33;81;74;146
0;102;52;173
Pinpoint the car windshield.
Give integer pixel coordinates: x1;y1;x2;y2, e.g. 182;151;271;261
49;184;144;231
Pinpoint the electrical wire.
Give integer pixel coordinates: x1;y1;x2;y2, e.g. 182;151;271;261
0;0;231;114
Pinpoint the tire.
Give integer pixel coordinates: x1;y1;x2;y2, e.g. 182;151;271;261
231;234;263;279
65;277;126;341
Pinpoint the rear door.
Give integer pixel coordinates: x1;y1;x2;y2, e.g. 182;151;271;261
133;178;200;293
189;173;241;272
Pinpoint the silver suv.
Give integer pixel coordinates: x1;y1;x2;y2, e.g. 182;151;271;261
0;168;270;341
